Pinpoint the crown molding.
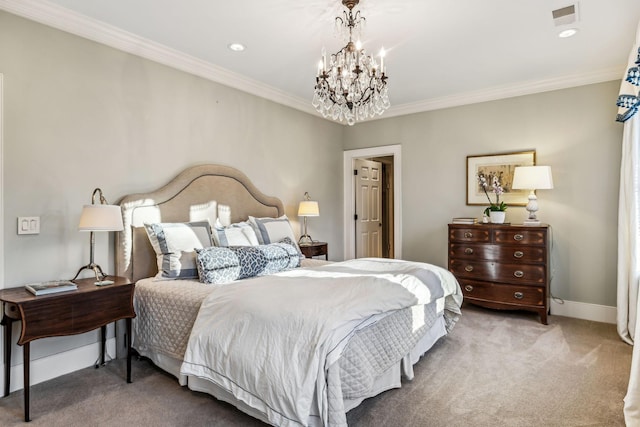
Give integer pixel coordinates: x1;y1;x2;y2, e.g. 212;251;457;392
0;0;315;116
382;66;624;120
0;0;624;125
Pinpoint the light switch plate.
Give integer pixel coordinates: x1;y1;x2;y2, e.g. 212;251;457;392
18;217;40;235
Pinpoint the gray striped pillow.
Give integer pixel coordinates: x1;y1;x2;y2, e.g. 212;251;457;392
144;221;212;279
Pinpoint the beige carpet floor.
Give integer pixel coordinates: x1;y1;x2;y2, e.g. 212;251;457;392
0;304;632;427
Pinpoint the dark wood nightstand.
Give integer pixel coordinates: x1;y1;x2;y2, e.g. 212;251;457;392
0;276;135;421
299;242;328;260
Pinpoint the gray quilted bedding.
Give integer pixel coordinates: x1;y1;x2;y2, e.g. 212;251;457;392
133;278;214;359
133;259;331;359
338;302;440;399
133;279;447;377
133;269;456;418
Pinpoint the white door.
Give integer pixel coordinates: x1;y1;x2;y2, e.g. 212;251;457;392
354;158;382;258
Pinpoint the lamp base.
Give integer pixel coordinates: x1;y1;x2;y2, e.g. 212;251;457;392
299;234;313;245
95;280;114;286
72;262;108;285
522;219;542;226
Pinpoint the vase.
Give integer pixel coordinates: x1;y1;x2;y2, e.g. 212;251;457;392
489;211;506;224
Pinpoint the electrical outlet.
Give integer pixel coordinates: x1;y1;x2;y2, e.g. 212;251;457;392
18;217;40;235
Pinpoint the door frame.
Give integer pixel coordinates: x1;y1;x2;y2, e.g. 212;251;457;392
0;74;5;388
0;74;4;288
343;144;402;260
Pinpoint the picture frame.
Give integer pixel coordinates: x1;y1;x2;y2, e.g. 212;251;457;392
466;151;536;206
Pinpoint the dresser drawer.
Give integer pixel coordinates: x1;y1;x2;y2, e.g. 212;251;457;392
449;227;490;243
449;260;546;285
459;279;545;307
449;243;546;263
494;229;546;246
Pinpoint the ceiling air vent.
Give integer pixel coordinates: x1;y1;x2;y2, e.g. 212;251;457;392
552;4;578;26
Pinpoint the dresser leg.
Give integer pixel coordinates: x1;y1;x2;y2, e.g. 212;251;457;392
23;342;30;422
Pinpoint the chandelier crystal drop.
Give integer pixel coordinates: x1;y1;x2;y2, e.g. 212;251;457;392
312;0;389;126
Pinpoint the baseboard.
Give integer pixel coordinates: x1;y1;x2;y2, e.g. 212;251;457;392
550;299;616;324
4;338;116;393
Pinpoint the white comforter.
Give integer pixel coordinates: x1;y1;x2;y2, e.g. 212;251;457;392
180;258;462;427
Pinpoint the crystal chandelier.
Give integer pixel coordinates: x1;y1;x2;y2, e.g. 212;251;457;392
312;0;389;126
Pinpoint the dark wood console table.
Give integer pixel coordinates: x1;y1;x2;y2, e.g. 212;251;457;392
0;276;135;421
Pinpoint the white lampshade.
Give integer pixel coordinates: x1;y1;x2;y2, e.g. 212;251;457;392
298;200;320;217
78;204;124;231
512;166;554;190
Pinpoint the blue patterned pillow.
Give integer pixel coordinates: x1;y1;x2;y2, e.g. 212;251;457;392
194;246;241;284
195;242;300;284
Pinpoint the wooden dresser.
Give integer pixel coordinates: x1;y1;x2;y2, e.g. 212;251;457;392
448;223;549;324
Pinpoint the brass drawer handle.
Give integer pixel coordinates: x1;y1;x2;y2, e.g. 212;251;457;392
464;265;474;272
464;247;474;255
464;232;473;238
514;292;524;300
513;251;524;258
464;285;474;292
514;270;524;278
514;234;524;241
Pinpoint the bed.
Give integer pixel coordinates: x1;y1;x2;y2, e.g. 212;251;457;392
114;164;463;427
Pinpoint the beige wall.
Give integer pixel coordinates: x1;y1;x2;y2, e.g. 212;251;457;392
0;11;344;359
344;81;623;307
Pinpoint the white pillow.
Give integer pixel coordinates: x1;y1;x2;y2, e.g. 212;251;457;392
248;215;304;260
144;221;213;279
248;215;297;245
212;220;259;247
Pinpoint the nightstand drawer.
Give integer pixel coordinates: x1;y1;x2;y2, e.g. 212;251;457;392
299;242;328;260
19;285;134;343
459;279;545;307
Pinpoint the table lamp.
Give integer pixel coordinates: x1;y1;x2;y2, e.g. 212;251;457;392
73;188;124;285
298;192;319;245
512;166;554;226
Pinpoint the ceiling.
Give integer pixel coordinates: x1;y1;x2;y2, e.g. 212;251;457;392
4;0;640;121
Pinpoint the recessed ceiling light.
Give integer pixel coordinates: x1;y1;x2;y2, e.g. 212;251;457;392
228;43;246;52
558;28;578;38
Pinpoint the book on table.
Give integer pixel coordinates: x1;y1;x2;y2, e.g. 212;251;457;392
25;280;78;296
452;217;478;224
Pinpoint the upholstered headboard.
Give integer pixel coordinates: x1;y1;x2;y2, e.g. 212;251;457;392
115;164;284;282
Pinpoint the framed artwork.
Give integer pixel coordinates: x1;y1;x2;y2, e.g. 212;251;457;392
466;151;536;206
